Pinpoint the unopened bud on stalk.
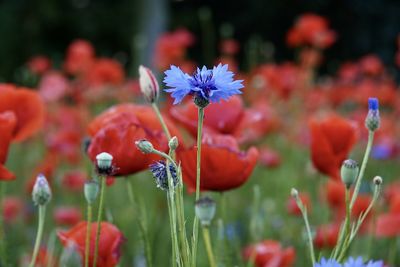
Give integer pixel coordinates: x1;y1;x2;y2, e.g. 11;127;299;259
139;65;159;103
32;174;52;206
373;176;383;186
84;180;99;205
135;139;154;154
290;188;299;198
195;196;216;227
168;136;179;151
365;97;380;132
341;159;359;188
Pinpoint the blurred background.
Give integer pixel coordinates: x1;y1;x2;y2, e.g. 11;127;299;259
0;0;399;81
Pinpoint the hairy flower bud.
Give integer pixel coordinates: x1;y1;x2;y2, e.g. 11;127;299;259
139;65;159;103
84;181;99;205
195;196;216;226
32;174;52;206
341;159;359;188
168;136;179;151
290;188;299;198
135;139;154;154
365;97;380;132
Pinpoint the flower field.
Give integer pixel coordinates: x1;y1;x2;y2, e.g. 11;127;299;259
0;6;400;267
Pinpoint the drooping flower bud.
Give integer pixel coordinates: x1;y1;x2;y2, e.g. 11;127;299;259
168;136;179;151
373;176;383;186
84;180;99;205
290;188;299;198
139;65;159;103
195;196;216;226
149;161;178;191
365;97;380;132
32;174;52;206
135;139;154;154
96;152;113;175
341;159;359;188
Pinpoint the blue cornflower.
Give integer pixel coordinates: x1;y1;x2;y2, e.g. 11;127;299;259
314;258;341;267
314;257;383;267
163;64;244;107
149;160;178;191
368;97;379;111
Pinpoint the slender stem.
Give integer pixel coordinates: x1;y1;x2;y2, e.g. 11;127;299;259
175;169;190;266
335;188;351;260
0;182;7;266
350;131;374;210
151;103;172;140
202;227;217;267
45;230;57;267
294;195;315;265
192;107;205;267
93;176;106;267
29;205;46;267
85;205;93;267
167;192;177;267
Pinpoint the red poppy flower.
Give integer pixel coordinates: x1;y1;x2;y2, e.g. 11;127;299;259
27;55;52;75
0;84;45;142
39;71;69;102
25;152;59;193
375;214;400;237
0;111;16;180
84;58;125;88
170;95;244;136
58;221;124;267
62;171;86;192
259;146;281;168
87;104;182;176
309;114;358;180
178;133;258;192
21;248;57;267
64;39;95;75
242;240;295;267
287;192;311;216
314;223;340;249
2;196;23;223
54;206;82;226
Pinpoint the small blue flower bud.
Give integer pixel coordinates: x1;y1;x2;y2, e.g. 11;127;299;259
32;174;52;206
365;97;380;132
149;161;178;191
341;159;359;188
135;139;154;154
195;196;216;226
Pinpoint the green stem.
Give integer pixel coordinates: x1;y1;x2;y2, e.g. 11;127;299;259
85;205;93;267
202;227;217;267
93;176;106;267
192;107;205;267
0;182;7;266
151;103;172;140
29;205;46;267
175;169;190;266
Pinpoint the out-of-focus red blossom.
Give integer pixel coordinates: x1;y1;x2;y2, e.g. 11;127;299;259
359;55;384;76
21;248;57;267
2;196;23;223
54;206;82;226
170;95;244;136
287;193;311;216
0;84;45;142
178;133;258;192
58;221;124;267
25;152;59;193
314;223;340;249
220;39;240;55
242;240;295;267
87;104;182;176
62;171;86;192
259;146;281;168
64;39;95;75
154;28;194;70
0;111;16;180
286;13;336;49
39;71;69;102
84;58;125;88
26;56;51;75
309;114;358;180
299;48;322;69
324;180;345;209
375;186;400;237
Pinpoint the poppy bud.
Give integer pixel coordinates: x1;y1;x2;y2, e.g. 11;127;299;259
168;136;179;151
135;139;154;154
373;176;383;186
32;174;52;206
365;97;380;132
84;181;99;205
341;159;359;188
195;196;216;226
96;152;113;175
139;65;159;103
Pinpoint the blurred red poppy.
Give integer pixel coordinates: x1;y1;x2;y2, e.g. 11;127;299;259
54;206;82;226
62;171;86;192
309;114;358;180
84;58;125;88
375;214;400;237
27;55;52;75
242;240;295;267
0;84;45;142
2;196;23;223
64;39;95;75
259;146;281;168
58;221;124;267
87;104;181;176
21;248;57;267
314;223;340;249
287;192;311;216
178;133;258;192
0;111;16;180
39;71;69;102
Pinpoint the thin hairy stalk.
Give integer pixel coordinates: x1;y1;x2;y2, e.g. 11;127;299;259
29;206;46;267
93;176;106;267
202;227;217;267
85;205;93;267
151;103;172;140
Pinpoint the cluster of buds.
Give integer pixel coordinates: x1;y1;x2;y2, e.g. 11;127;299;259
32;174;52;206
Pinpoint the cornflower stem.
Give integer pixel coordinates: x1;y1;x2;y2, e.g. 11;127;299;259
29;205;46;267
192;107;205;267
151;103;172;140
0;182;7;266
294;195;315;264
126;179;153;267
45;230;57;267
202;226;217;267
85;204;93;267
93;175;106;267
